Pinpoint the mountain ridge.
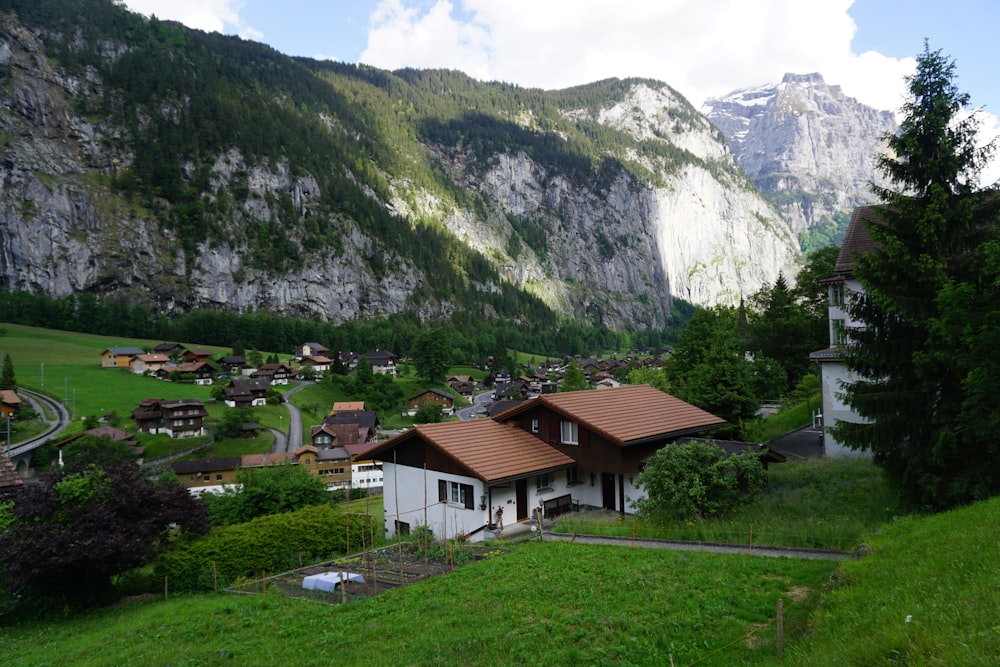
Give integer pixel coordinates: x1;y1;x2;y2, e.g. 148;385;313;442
0;0;802;330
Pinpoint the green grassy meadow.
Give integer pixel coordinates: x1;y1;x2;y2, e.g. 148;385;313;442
4;496;998;665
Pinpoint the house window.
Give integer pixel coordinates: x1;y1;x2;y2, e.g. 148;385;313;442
216;474;222;481
536;473;551;490
567;466;580;485
395;520;410;536
530;418;539;433
445;481;475;509
831;318;846;345
830;283;845;307
560;421;579;445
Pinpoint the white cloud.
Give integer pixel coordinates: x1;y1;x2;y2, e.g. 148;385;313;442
122;1;262;40
360;0;913;114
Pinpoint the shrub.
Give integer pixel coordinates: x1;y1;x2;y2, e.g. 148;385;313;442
154;504;375;591
634;440;767;519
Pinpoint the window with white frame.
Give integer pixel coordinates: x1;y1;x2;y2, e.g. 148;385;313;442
530;418;539;433
830;282;845;307
560;420;579;445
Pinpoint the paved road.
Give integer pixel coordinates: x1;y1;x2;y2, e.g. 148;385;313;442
456;390;493;420
5;387;70;459
274;381;310;453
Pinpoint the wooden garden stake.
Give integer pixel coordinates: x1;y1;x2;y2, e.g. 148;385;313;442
776;598;784;659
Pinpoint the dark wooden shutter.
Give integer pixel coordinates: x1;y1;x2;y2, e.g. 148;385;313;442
579;427;590;448
462;483;474;509
438;479;447;502
548;417;559;444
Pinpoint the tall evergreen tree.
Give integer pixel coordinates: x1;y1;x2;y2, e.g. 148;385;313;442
0;354;15;390
832;43;1000;508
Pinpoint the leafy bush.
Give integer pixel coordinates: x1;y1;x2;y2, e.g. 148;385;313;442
201;463;329;526
634;440;766;519
154;504;375;591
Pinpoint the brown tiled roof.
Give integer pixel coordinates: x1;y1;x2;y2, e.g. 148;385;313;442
498;384;726;445
369;419;574;484
171;457;242;475
344;441;381;460
0;450;22;488
1;390;22;406
241;452;293;467
331;401;365;413
834;206;878;275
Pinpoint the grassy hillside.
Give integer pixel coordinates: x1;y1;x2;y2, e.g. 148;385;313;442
3;496;997;665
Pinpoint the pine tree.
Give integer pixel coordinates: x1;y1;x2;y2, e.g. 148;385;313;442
832;43;1000;507
0;354;15;390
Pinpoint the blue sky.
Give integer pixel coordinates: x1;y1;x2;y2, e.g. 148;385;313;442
122;0;1000;183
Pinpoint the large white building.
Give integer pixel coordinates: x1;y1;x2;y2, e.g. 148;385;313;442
810;207;875;457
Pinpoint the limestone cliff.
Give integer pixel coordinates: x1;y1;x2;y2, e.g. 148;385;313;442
0;5;800;331
703;73;897;234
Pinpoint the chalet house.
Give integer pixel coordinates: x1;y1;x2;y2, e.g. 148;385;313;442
1;389;22;422
157;361;217;385
101;346;145;368
293;342;329;360
154;343;187;359
363;349;398;376
171;446;353;493
130;353;170;375
251;363;293;386
217;355;248;375
809;207;875;457
171;457;242;493
183;349;215;363
324;410;379;443
223;379;270;408
310;422;362;449
447;377;476;398
131;398;207;438
297;355;333;375
367;384;727;542
407;388;455;416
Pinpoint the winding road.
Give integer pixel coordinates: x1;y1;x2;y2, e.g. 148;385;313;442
5;387;70;461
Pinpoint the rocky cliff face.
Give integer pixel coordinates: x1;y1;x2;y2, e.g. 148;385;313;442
0;10;800;330
703;73;897;233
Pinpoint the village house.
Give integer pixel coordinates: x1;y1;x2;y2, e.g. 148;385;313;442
172;446;354;494
100;346;145;368
153;342;187;359
363;349;398;376
297;355;333;376
293;342;329;360
406;388;455;416
0;449;22;491
156;361;217;385
131;398;208;438
367;384;729;542
251;362;294;385
130;353;171;375
223;378;270;408
217;355;248;375
1;389;22;422
183;348;215;363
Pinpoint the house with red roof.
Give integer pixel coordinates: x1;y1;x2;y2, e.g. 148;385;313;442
366;384;728;542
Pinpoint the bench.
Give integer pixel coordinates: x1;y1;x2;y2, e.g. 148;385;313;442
542;494;579;518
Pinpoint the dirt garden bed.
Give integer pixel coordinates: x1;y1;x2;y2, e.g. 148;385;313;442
225;541;508;605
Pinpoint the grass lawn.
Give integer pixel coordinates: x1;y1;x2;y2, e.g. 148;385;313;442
553;458;904;551
0;541;836;666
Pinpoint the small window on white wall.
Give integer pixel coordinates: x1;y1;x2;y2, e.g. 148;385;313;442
560;421;578;445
